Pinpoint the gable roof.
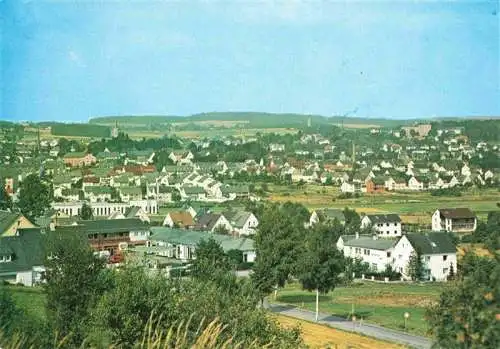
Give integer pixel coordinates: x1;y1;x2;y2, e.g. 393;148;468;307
0;228;45;274
167;211;194;227
404;232;457;255
56;218;149;235
438;208;476;219
315;209;346;223
363;214;401;223
344;236;397;250
150;227;254;252
195;213;224;231
223;211;253;228
0;211;26;234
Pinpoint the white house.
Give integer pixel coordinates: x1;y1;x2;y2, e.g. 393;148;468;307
392;232;457;281
194;213;233;233
223;211;259;236
431;208;477;233
339;234;397;272
361;214;402;237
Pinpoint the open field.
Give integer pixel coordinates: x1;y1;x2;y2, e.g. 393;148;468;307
268;184;500;217
275;282;447;336
332;123;382;129
275;314;406;349
5;285;46;321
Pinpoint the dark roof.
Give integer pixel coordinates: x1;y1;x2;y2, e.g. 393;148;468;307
0;228;45;274
195;213;223;231
124;206;142;218
404;232;457;255
316;209;346;223
364;214;401;223
56;218;149;235
0;211;25;234
344;236;397;250
438;208;476;219
222;211;253;228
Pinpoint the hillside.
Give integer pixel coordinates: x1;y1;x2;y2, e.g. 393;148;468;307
89;112;415;128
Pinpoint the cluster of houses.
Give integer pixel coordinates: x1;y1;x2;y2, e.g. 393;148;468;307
310;207;476;281
340;160;496;193
0;205;258;286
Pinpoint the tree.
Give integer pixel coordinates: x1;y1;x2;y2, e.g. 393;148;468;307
343;207;361;235
253;203;306;298
80;202;93;220
44;230;109;346
0;180;12;210
407;249;424;281
426;252;500;348
297;222;345;321
17;174;52;220
190;238;231;280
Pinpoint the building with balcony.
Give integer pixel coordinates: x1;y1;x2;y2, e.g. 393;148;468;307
432;208;477;232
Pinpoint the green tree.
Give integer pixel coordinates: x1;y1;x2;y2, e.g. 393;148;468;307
190;238;231;280
297;222;345;321
0;180;12;210
253;203;305;298
426;252;500;348
80;202;93;220
17;174;52;220
407;249;424;281
44;230;109;346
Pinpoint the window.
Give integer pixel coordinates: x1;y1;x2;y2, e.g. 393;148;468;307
443;255;448;261
363;249;370;256
425;256;431;262
386;223;390;226
394;231;397;234
387;252;391;258
443;268;448;275
371;263;377;270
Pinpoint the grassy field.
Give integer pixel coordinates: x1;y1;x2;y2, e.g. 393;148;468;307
5;285;46;321
275;314;407;349
268;184;499;218
274;281;447;337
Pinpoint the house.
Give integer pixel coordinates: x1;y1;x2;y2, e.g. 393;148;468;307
309;209;346;226
194;213;233;233
147;227;256;263
269;143;285;152
180;186;206;201
124;206;150;223
162;211;195;228
168;151;194;165
52;199;159;217
0;211;36;237
361;214;402;237
84;186;113;202
0;228;45;286
55;218;150;255
338;234;397;272
119;186;143;201
392;232;457;281
431;208;477;232
63;152;97;167
223;211;259;236
365;177;386;193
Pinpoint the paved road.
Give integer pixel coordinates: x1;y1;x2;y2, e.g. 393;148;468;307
265;301;432;349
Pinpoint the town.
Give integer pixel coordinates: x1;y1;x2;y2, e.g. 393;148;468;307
0;116;499;348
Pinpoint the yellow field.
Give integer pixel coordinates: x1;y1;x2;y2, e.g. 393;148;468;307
275;315;406;349
457;244;494;258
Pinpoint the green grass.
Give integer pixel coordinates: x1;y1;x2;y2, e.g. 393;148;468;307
274;282;448;337
6;285;47;321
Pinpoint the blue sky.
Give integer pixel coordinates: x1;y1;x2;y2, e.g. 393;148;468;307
1;0;499;122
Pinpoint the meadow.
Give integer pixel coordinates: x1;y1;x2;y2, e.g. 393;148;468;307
275;314;407;349
274;281;447;337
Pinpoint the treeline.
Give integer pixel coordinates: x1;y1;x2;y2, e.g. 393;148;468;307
51;123;111;138
431;119;500;142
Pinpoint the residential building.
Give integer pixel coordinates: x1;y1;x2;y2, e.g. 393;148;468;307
194;213;232;233
0;211;36;237
431;208;477;232
361;214;402;237
0;228;45;286
63;152;97;167
147;227;256;262
55;218;150;255
339;234;397;272
52;199;158;217
392;232;457;281
223;211;259;236
309;209;346;226
163;211;195;228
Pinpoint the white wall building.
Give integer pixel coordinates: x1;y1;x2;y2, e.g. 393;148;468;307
361;214;402;237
